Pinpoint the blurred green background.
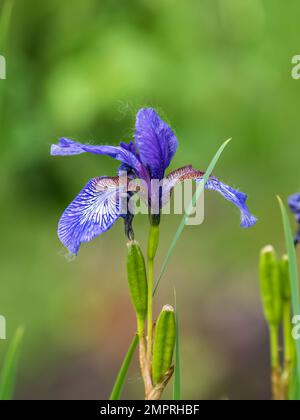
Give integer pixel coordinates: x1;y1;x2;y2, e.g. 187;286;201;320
1;0;300;400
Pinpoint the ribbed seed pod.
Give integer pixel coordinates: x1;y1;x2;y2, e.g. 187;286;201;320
127;240;148;322
152;305;176;385
280;254;291;302
259;245;282;326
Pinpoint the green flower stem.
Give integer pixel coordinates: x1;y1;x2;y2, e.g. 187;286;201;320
282;301;294;398
283;302;293;368
137;317;152;396
147;224;160;371
270;325;279;370
147;257;154;368
269;325;282;400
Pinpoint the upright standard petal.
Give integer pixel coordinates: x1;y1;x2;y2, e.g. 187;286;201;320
163;166;257;228
51;138;146;180
58;177;125;255
135;108;178;179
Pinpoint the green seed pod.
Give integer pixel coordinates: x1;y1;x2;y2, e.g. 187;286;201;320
152;305;176;385
259;245;282;326
280;254;291;302
127;240;148;322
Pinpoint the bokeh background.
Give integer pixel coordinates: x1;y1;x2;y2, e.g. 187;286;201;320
1;0;300;400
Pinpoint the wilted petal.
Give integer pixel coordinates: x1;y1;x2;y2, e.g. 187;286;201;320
163;166;257;228
135;108;178;179
58;177;125;255
51;138;146;179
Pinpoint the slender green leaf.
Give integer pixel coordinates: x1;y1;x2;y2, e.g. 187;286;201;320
0;0;14;118
173;298;181;400
289;365;300;400
109;334;139;400
277;196;300;399
0;326;24;400
154;138;231;294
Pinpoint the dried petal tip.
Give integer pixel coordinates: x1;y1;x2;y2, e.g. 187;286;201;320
162;304;174;312
262;244;275;253
124;213;135;240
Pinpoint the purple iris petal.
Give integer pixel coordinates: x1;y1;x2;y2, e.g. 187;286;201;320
118;141;139;175
58;177;123;255
164;166;257;228
288;193;300;223
203;177;257;228
135;108;178;179
119;141;139;157
51;138;146;179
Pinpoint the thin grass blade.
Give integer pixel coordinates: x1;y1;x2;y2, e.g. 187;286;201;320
0;326;24;400
0;0;14;117
277;196;300;399
109;334;139;400
289;366;300;400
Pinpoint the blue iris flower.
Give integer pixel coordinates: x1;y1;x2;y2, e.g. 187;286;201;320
51;108;257;254
288;193;300;245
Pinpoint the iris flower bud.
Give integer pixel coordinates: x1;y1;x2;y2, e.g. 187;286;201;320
152;305;176;385
280;254;291;302
259;245;282;327
127;240;148;322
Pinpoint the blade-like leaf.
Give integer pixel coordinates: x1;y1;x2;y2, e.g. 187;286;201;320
0;326;24;400
109;334;139;400
173;292;181;400
0;0;14;117
110;139;232;399
289;366;300;400
278;196;300;399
